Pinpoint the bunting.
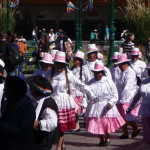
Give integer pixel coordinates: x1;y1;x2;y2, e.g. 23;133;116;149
67;1;76;13
10;0;19;8
87;0;93;10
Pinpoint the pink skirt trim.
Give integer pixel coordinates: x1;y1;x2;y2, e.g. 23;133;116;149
142;117;150;142
86;116;125;134
58;108;76;132
117;103;140;121
74;96;83;114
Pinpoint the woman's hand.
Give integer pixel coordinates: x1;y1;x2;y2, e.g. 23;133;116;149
107;103;112;110
34;120;39;128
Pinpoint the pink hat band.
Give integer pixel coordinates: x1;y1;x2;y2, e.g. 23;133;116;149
75;54;84;59
131;51;139;55
94;64;104;71
112;55;119;59
43;56;53;62
39;54;54;64
118;57;128;62
98;56;103;59
55;55;66;62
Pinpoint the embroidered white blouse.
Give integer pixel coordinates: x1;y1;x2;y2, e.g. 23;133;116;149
51;70;96;109
117;66;138;104
84;59;112;79
109;66;121;84
71;66;91;98
129;78;150;118
35;96;58;132
130;60;146;80
85;76;120;117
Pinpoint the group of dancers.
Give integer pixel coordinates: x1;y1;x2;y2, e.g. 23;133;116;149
0;43;150;150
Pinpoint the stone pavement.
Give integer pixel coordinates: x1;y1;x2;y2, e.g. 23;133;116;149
51;117;150;150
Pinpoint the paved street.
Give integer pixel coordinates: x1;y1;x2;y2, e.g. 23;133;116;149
52;117;150;150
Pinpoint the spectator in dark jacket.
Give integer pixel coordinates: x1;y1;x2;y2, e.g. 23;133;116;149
0;76;36;150
0;32;21;76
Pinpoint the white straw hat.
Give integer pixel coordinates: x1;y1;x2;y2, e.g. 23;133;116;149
39;53;54;64
92;61;104;72
114;53;131;65
87;44;99;54
74;51;85;60
54;51;66;64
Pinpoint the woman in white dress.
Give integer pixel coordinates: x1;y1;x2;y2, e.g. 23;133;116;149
130;48;146;85
33;53;54;80
85;61;125;146
71;51;91;131
109;52;121;84
115;53;140;139
127;63;150;143
50;51;96;150
84;44;112;80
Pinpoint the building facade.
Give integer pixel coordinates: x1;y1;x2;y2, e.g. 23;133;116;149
17;0;127;40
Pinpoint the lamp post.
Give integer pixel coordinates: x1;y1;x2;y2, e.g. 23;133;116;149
107;0;115;67
79;0;82;49
7;0;11;32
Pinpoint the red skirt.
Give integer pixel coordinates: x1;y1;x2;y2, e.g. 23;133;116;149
58;108;76;132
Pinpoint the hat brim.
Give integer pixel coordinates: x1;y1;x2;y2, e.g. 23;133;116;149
92;69;105;72
73;56;84;60
114;59;131;65
111;58;118;60
54;60;68;64
39;60;54;64
87;50;98;54
26;76;52;94
131;54;139;56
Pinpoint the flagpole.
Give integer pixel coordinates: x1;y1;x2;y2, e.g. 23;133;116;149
79;0;82;49
75;0;80;52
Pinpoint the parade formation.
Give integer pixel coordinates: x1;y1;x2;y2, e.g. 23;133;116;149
0;0;150;150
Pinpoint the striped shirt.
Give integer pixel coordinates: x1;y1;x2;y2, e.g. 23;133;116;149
122;41;134;58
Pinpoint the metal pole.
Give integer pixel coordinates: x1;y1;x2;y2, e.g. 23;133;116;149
107;0;115;67
79;0;82;49
7;0;11;32
75;0;80;52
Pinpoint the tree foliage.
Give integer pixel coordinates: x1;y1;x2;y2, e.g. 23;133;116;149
0;0;16;32
121;0;150;45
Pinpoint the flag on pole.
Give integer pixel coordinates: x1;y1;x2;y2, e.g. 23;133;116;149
10;0;19;8
67;1;76;13
87;0;93;10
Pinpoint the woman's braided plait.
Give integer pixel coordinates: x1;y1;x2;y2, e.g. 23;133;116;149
65;67;71;96
50;67;55;84
79;60;83;81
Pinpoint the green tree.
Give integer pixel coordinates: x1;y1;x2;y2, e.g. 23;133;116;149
121;0;150;45
0;0;16;32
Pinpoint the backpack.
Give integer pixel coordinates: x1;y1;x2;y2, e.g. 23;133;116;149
2;41;22;73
